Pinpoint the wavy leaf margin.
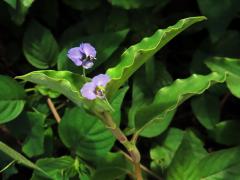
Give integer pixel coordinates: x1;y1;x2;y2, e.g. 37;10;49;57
135;72;227;137
106;16;207;98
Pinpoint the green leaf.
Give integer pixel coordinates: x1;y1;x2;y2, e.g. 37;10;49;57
150;128;184;171
58;87;128;160
191;93;220;129
23;21;59;69
226;75;240;97
9;0;34;25
135;72;226;137
62;0;100;10
3;0;16;9
35;85;61;98
166;131;207;180
58;107;114;160
31;156;76;180
17;70;114;112
197;0;240;42
16;70;85;106
0;75;26;124
127;61;173;134
22;112;46;157
196;146;240;179
106;16;206;98
205;57;240;98
92;152;132;180
0;141;48;176
58;29;129;74
208;120;240;146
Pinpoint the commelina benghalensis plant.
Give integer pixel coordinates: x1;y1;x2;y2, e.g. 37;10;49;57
67;42;143;179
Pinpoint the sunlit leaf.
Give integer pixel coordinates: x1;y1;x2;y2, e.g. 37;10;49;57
16;70;85;106
107;16;206;98
135;72;226;137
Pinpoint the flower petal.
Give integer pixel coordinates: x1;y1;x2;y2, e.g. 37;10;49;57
82;61;94;69
79;43;96;58
67;47;83;66
92;74;110;87
80;82;97;100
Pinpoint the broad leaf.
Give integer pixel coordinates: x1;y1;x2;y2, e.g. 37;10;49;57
106;16;206;98
208;120;240;146
127;61;173;135
23;21;59;69
166;131;207;180
9;0;34;25
196;146;240;179
22;112;46;157
35;85;60;99
31;156;77;180
58;87;128;160
150;128;184;172
135;72;226;137
16;70;85;106
0;75;26;124
206;57;240;98
3;0;16;9
197;0;240;42
92;152;132;180
191;93;220;129
0;141;47;176
17;70;114;112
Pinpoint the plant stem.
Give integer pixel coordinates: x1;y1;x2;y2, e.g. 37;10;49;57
104;96;115;112
135;162;143;180
0;160;16;173
25;88;35;92
100;111;143;180
47;97;61;123
119;149;164;180
82;68;87;82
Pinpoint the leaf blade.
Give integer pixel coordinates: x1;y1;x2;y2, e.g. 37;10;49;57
106;16;206;98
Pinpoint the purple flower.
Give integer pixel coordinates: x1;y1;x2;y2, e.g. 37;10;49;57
81;74;110;100
67;43;96;69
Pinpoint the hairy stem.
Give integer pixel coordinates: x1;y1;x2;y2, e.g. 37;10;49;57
100;111;143;180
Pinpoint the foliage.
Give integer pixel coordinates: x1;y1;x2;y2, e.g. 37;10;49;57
1;0;240;179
